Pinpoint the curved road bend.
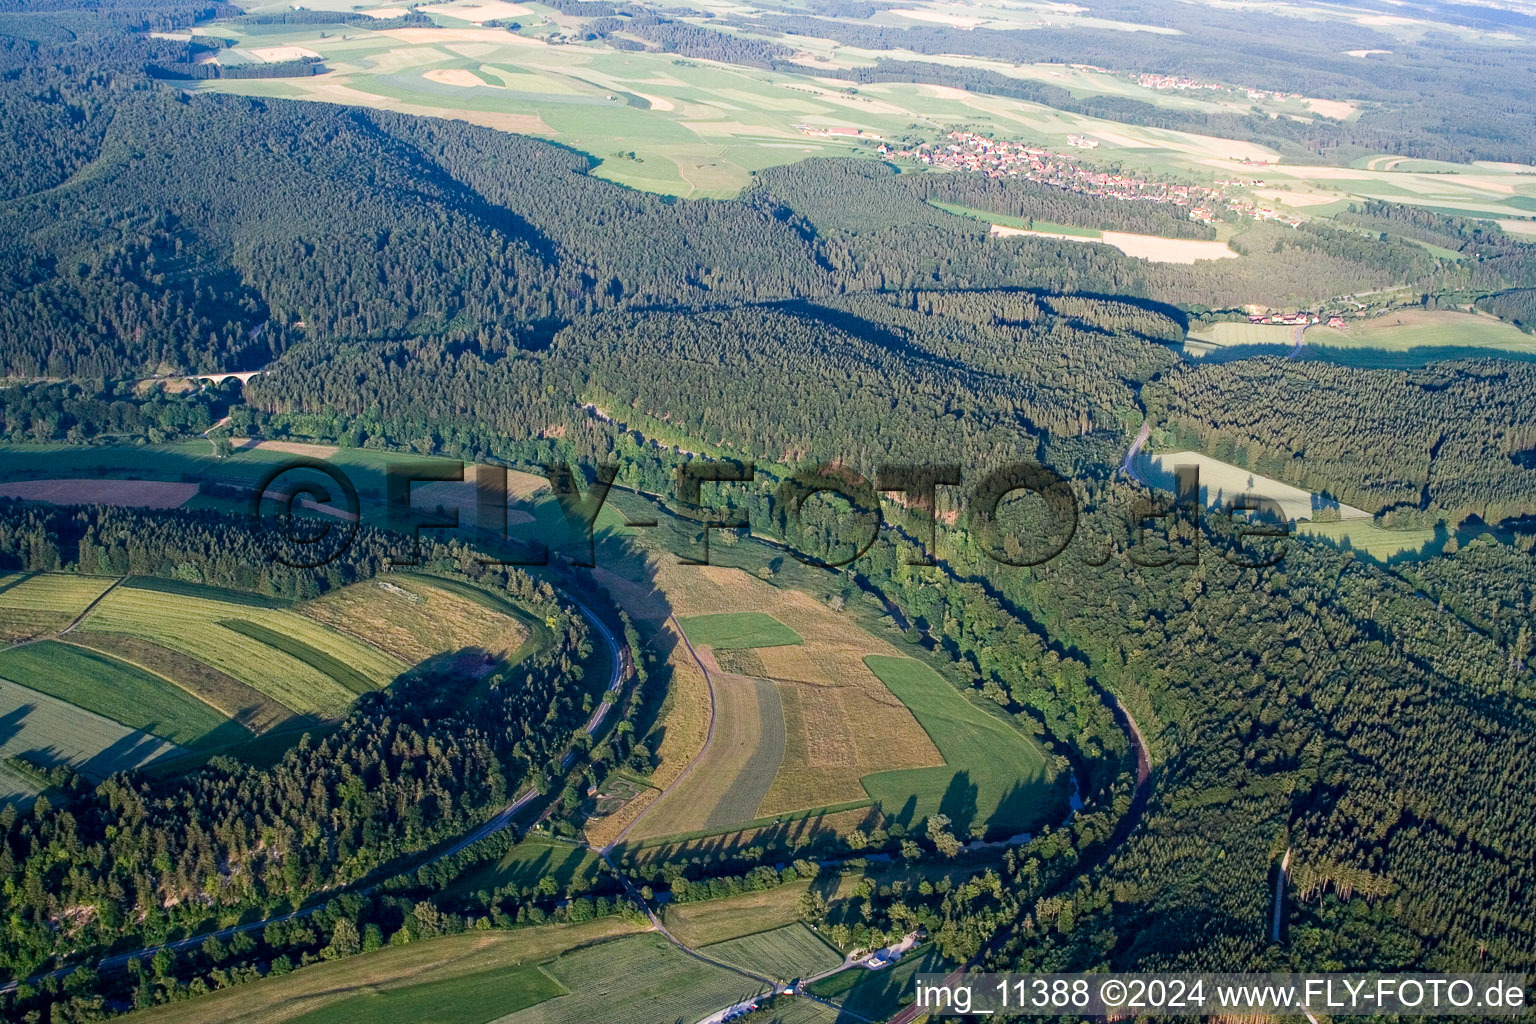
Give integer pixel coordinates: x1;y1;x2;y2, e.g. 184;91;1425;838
0;591;630;994
886;693;1152;1024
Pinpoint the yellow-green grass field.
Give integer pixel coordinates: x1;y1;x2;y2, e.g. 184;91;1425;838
663;880;818;948
0;641;242;750
0;572;117;641
1297;519;1444;562
496;932;769;1024
699;922;843;982
1185;321;1299;348
79;579;406;717
859;656;1060;836
121;919;648;1024
678;611;803;649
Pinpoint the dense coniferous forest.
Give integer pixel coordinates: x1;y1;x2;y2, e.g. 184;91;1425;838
1145;358;1536;525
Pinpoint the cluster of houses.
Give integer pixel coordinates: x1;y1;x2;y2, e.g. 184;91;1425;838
1248;312;1350;328
1134;72;1303;105
890;131;1307;226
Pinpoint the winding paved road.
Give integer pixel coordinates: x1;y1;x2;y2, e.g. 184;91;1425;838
0;589;630;994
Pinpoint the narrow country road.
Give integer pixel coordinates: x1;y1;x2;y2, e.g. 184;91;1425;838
603;614;717;851
1121;420;1152;486
0;588;630;994
1273;847;1292;943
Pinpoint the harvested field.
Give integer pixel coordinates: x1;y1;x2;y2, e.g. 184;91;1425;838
0;572;117;641
699;922;842;982
0;641;237;749
299;575;528;665
66;632;294;734
0;677;180;801
990;224;1239;263
678;611;803;649
251;439;339;459
423;68;489;88
627;669;784;840
0;478;197;508
123;921;646;1024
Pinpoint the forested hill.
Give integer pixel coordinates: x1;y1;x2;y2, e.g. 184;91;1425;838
1146;359;1536;525
0;28;1485;379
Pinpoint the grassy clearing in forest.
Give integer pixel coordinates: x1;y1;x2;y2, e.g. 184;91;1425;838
860;656;1058;836
0;641;237;749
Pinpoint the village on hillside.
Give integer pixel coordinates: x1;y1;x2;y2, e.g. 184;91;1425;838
891;131;1306;227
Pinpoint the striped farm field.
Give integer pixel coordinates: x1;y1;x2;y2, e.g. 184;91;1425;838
120;920;647;1024
699;922;843;982
496;933;768;1024
0;677;180;803
0;572;117;641
80;580;407;717
64;631;296;734
0;641;239;749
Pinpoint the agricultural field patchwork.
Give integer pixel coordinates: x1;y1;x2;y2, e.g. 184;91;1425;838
64;631;296;734
860;656;1060;836
497;933;769;1024
0;572;117;641
0;677;180;803
79;579;407;716
0;641;241;749
120;920;647;1024
605;555;945;842
698;922;843;982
